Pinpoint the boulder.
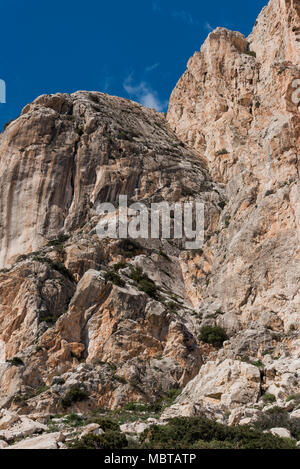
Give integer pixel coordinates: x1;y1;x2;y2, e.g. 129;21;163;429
269;428;292;439
0;410;20;430
8;432;65;450
79;424;104;438
0;416;47;442
0;440;8;449
162;359;261;420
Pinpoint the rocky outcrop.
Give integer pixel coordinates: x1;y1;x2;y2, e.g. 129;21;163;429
0;91;220;412
0;91;218;270
167;0;300;344
162;0;300;423
7;432;65;450
0;409;47;442
161;359;261;421
0;0;299;441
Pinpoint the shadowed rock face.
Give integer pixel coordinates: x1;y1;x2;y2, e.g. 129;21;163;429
0;0;299;432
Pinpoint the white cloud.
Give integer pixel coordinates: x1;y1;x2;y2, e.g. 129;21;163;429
172;10;197;25
101;75;113;93
153;4;198;27
99;66;114;93
123;75;166;112
145;63;160;73
204;22;214;32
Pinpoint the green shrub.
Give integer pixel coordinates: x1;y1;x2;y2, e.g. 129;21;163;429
123;389;181;417
278;66;287;75
17;253;75;282
125;402;150;412
250;360;264;368
114;375;128;384
35;385;50;395
16;254;30;263
255;407;300;440
263;393;276;404
7;357;24;367
287;394;300;403
139;278;159;299
129;266;143;282
224;216;231;227
68;431;127;449
255;407;290;432
113;262;127;272
163;388;182;407
130;267;159;300
246;50;257;58
3;119;15;131
116;130;138;142
218;200;227;210
47;259;75;282
52;377;65;385
215;149;229;156
13;391;34;405
193;439;237;449
86;418;120;432
104;271;125;288
199;326;228;348
118;239;141;257
47;235;70;247
290;418;300;440
166;302;179;314
61;386;89;408
75;127;84;137
39;312;56;325
139;416;296;449
63;414;85;427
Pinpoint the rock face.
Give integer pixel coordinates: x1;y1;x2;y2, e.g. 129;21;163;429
161;359;261;421
0;91;217;270
0;409;47;442
7;431;65;450
0;91;219;413
168;0;300;340
0;0;299;444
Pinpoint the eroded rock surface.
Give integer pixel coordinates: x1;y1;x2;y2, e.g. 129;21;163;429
168;0;300;352
0;0;299;443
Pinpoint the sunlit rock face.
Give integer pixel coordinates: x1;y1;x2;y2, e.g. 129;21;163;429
0;0;300;429
0;91;218;270
0;90;220;412
167;0;300;338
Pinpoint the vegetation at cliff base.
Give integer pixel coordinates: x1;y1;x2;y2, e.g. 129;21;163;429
68;431;128;450
139;416;297;450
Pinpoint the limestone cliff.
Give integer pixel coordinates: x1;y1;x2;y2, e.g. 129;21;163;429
0;91;220;414
0;0;299;448
168;0;300;347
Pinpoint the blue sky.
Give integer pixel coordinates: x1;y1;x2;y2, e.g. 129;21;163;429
0;0;267;130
